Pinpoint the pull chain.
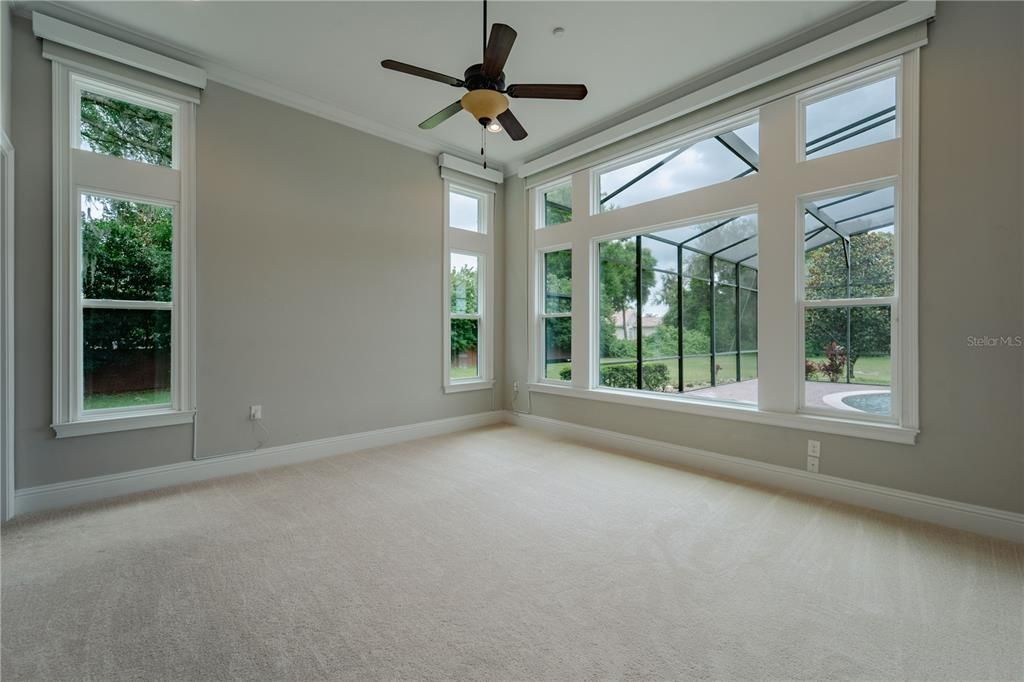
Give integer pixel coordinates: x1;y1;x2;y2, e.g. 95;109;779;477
481;125;487;169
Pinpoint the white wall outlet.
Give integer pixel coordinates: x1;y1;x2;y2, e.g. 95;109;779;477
806;455;819;473
807;439;821;457
249;405;262;421
513;380;519;392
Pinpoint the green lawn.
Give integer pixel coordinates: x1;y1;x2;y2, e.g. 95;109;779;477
806;354;890;385
450;366;480;380
84;388;171;411
545;352;759;391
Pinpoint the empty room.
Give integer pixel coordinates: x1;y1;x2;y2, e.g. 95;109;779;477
1;1;1022;679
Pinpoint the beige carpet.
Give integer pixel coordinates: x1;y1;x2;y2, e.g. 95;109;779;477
2;425;1022;681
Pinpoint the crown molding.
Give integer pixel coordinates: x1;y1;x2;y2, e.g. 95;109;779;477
12;1;502;173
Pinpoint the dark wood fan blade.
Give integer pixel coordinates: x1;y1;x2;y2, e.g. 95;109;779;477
419;101;464;129
506;84;588;100
497;109;527;141
381;60;464;87
482;24;517;78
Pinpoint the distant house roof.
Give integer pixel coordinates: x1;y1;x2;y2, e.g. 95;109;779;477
611;310;662;329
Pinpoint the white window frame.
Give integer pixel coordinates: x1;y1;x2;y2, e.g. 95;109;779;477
797;60;901;163
51;62;197;438
590;110;760;217
535;176;573;229
535;244;573;385
527;53;919;444
443;180;495;393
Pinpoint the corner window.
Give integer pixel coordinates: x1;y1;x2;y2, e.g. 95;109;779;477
52;66;196;437
527;53;918;443
443;180;494;392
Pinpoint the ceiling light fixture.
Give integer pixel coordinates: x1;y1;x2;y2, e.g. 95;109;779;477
485;120;503;133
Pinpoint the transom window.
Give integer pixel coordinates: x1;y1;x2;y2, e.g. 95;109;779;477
594;116;758;213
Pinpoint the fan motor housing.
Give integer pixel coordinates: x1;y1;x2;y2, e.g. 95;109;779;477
463;64;505;92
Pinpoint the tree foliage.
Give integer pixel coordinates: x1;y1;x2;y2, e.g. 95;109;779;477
804;231;894;374
80;92;172;166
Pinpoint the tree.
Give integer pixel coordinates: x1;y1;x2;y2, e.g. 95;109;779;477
543;250;573;362
599;239;655;352
80;92;172;165
450;264;479;358
804;231;894;375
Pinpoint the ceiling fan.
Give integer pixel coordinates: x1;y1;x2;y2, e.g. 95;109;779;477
380;0;588;143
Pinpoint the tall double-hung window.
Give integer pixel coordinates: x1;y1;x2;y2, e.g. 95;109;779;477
48;50;199;437
528;53;918;444
442;167;496;392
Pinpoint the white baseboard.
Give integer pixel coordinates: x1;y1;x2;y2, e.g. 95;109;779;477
14;411;506;517
507;412;1024;544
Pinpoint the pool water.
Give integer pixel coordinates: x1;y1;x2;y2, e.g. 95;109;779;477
842;392;891;415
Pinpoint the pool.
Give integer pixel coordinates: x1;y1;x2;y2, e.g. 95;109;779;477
841;392;891;416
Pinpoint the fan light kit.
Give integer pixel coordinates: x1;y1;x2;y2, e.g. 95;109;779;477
381;0;588;166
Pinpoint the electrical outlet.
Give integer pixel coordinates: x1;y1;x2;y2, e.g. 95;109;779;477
806;455;819;473
513;380;519;392
807;439;821;457
249;405;262;421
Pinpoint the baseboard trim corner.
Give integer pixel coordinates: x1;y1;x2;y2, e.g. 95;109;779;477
14;410;506;517
505;412;1024;543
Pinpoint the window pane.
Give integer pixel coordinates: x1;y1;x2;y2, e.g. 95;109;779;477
597;119;758;212
739;289;757;352
714;354;737;386
449;190;480;232
739;264;757;289
544;317;572;381
599;359;637;389
81;194;173;302
803;186;895;300
80;90;173;167
83;308;171;410
450;253;479;314
804;305;891;416
714;284;737;355
599;238;638;364
544;249;572;313
682;355;712;391
642;272;679;365
642;360;677;393
642;236;677;273
450;318;479;379
541;180;572;227
739;351;758;381
805;76;896;159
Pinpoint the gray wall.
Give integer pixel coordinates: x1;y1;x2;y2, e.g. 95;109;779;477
1;2;11;135
504;1;1024;514
12;15;502;488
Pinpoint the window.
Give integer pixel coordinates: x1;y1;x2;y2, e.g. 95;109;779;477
528;55;918;443
443;181;494;391
802;68;898;160
594;116;758;213
539;179;572;228
596;213;758;403
800;184;896;418
448;187;486;232
540;249;572;381
52;65;196;437
449;253;481;380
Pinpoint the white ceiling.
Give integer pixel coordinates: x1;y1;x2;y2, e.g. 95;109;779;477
27;1;865;171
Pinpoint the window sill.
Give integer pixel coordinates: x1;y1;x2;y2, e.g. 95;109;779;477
443;380;495;394
52;409;195;439
527;382;917;444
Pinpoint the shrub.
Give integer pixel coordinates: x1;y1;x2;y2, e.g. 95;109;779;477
598;363;671;391
559;367;572;381
817;341;847;382
804;359;819;380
